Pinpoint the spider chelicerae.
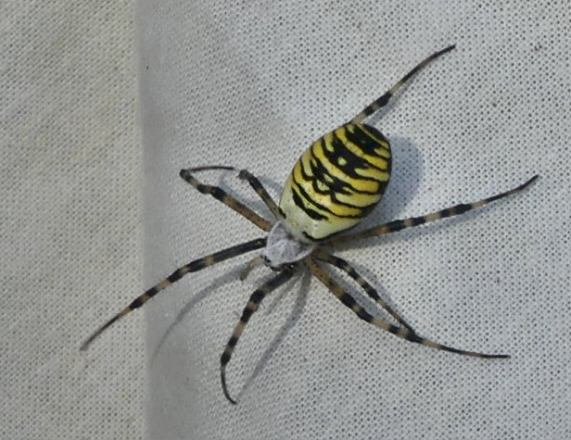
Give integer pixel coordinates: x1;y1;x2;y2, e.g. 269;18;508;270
81;44;538;404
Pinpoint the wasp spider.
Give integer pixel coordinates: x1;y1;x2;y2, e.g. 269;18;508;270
81;45;538;404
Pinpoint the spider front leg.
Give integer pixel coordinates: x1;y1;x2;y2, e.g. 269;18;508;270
182;165;281;220
333;175;538;244
80;238;267;351
308;258;509;359
315;251;417;334
239;255;264;281
180;167;272;231
237;169;281;219
220;268;295;404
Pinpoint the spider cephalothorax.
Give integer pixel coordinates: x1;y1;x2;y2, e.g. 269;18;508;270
81;45;537;404
261;222;316;268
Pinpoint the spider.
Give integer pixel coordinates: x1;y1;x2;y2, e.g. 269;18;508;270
81;44;538;404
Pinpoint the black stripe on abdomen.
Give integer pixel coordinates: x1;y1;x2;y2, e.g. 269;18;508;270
291;186;328;220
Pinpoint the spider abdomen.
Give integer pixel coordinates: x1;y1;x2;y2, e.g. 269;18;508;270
279;122;391;242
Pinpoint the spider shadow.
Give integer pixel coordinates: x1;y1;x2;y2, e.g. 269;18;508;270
235;268;311;403
149;259;309;390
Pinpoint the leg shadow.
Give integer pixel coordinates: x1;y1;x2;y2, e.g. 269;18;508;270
235;268;311;402
149;265;245;363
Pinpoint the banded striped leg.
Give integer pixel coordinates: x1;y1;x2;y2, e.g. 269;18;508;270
221;269;294;404
333;175;539;245
316;252;417;334
307;258;509;359
183;165;281;220
80;238;267;351
180;168;272;231
351;44;456;124
239;255;264;281
238;169;281;219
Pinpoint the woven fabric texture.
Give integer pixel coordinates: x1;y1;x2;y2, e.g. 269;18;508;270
1;1;143;439
140;1;571;439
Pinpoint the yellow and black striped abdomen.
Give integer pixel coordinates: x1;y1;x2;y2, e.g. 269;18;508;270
279;122;391;242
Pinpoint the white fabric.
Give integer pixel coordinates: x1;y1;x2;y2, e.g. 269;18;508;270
139;1;571;439
1;2;143;439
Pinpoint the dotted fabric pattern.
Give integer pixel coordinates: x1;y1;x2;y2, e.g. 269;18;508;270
1;2;143;439
139;1;571;439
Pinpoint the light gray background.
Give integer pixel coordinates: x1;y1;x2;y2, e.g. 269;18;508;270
1;1;143;439
140;1;571;440
2;1;571;440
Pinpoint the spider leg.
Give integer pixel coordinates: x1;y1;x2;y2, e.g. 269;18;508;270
333;175;538;244
183;165;281;219
239;255;264;281
351;44;456;123
180;168;272;231
307;258;509;359
237;169;281;219
221;268;294;404
80;238;267;351
315;252;417;334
